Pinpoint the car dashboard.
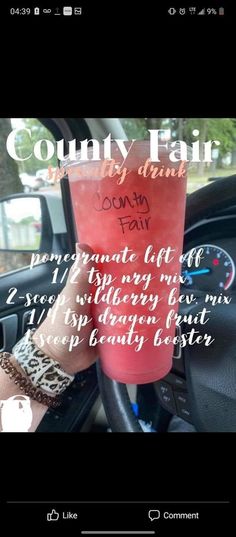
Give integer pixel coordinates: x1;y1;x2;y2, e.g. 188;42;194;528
182;211;236;295
155;208;236;426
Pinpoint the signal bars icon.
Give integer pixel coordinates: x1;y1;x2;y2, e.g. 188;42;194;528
198;8;205;15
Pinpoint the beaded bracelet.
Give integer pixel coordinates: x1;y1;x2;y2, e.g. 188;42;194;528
0;352;61;408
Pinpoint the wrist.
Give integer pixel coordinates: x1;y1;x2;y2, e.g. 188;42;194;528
32;329;76;376
0;352;60;409
13;331;74;395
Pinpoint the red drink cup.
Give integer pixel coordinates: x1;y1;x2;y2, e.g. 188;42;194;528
66;141;187;384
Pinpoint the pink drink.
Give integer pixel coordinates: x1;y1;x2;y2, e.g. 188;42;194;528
67;141;187;384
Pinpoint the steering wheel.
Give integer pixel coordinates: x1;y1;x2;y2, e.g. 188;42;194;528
97;175;236;432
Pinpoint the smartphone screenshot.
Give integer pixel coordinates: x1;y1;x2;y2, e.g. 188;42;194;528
0;2;234;534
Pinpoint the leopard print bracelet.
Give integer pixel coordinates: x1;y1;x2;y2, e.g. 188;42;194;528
0;353;60;408
12;330;74;395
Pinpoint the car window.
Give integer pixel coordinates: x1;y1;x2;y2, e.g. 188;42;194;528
120;118;236;193
0;118;57;275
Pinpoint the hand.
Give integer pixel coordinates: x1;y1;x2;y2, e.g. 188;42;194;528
32;244;97;375
47;510;59;522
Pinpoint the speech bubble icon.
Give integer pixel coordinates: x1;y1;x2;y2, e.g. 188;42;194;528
148;509;160;521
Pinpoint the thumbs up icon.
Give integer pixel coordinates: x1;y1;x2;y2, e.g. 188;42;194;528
47;509;59;522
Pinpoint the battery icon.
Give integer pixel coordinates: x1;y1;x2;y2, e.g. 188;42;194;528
219;7;224;15
34;7;40;15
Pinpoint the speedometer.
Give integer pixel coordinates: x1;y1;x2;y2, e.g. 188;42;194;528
182;244;235;291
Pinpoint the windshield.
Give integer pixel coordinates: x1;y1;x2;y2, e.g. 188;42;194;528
120;118;236;193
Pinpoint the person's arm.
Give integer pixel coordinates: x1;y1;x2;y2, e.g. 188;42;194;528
0;244;97;432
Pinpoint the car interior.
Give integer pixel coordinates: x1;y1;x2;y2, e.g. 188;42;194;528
0;117;236;432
